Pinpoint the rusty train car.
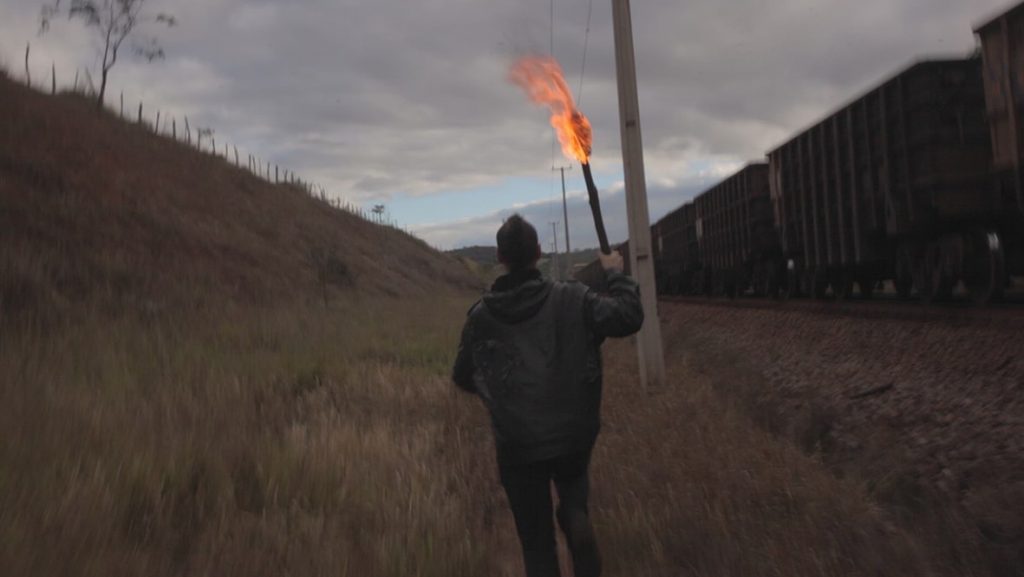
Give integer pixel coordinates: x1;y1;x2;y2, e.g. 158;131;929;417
768;58;1000;302
977;2;1024;290
692;163;779;296
652;202;698;294
579;1;1024;304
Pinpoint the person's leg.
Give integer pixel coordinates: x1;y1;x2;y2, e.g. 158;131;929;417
553;451;601;577
499;459;560;577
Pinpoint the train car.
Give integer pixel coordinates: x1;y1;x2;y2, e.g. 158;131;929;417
976;1;1024;299
652;202;699;294
693;163;780;296
582;2;1024;305
768;58;1000;301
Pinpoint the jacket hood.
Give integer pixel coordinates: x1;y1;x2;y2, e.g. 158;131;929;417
483;268;552;323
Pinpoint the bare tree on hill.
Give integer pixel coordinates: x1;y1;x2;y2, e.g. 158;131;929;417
40;0;176;109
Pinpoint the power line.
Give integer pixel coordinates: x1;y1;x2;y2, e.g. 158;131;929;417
550;0;555;57
548;0;559;229
577;0;594;108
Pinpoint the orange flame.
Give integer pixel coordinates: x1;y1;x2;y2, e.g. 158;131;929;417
509;56;592;164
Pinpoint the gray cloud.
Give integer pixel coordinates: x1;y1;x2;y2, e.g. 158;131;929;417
2;0;1006;248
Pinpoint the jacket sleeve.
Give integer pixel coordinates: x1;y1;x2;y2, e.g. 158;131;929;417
584;270;644;338
451;311;477;394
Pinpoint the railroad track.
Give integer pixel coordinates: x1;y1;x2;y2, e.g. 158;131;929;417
659;291;1024;332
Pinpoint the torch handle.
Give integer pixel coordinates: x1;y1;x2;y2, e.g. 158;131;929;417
582;162;611;255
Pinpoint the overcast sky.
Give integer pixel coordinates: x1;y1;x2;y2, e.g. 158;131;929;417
1;0;1010;250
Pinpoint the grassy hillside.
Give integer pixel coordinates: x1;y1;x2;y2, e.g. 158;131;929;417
0;73;478;323
0;74;499;575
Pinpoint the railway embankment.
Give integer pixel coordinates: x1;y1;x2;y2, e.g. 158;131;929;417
661;299;1024;575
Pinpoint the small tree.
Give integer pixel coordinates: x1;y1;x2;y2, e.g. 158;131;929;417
372;204;386;224
40;0;175;109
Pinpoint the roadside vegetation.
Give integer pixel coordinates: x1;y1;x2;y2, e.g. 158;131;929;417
1;296;942;576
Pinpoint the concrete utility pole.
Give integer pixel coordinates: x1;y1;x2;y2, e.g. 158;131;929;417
549;222;561;281
554;165;573;280
611;0;666;391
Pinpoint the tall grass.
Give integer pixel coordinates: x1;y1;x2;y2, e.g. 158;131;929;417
0;297;518;577
1;293;946;576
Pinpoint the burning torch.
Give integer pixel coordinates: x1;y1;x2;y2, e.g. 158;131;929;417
509;57;611;255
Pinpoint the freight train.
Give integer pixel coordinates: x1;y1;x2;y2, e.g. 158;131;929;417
578;1;1024;304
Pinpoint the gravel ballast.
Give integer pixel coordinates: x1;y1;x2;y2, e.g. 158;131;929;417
660;299;1024;574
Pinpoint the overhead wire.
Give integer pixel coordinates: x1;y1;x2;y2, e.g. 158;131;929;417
545;0;594;260
577;0;594;109
550;0;558;171
548;0;559;246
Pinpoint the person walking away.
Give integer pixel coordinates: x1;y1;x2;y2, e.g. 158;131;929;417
452;214;644;577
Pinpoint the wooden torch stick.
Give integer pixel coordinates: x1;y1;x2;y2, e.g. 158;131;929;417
581;162;611;254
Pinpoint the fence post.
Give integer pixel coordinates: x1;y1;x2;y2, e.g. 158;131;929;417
120;92;124;117
211;138;216;155
185;116;191;144
275;166;279;183
51;62;56;95
137;101;143;124
155;110;161;133
172;118;176;140
24;43;30;87
73;69;79;92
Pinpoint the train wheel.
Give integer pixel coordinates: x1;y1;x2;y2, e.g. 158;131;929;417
693;273;707;296
765;265;781;299
895;247;914;299
811;272;829;300
782;260;799;299
752;266;767;298
832;272;854;301
919;243;953;304
965;230;1005;305
858;278;875;299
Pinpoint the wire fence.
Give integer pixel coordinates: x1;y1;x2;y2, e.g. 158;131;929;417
13;45;449;251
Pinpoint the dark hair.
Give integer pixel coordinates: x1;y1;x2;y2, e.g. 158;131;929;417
496;214;540;271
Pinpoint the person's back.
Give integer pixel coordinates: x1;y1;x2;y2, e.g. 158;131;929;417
452;214;643;577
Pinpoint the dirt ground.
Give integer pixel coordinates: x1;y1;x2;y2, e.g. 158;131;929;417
658;299;1024;576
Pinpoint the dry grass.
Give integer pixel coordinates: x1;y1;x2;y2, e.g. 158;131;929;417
0;298;519;577
0;293;947;576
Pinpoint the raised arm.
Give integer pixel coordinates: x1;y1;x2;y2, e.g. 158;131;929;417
584;251;644;338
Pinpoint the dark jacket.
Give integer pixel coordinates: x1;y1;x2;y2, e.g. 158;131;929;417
452;267;643;464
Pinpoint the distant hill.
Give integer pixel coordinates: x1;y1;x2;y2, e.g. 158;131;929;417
449;244;601;281
447;245;499;266
0;73;479;320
